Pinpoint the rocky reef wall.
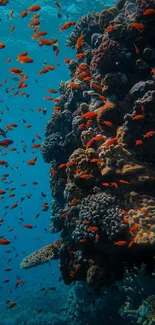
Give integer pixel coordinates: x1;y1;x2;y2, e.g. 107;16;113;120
21;0;155;288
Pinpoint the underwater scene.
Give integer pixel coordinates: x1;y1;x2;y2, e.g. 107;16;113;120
0;0;155;324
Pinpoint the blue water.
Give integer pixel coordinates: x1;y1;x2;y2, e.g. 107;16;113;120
0;1;117;323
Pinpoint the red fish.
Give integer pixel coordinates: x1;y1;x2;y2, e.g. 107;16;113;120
0;139;14;147
24;224;33;229
132;114;144;120
59;21;76;31
28;5;41;12
0;239;10;245
143;8;155;16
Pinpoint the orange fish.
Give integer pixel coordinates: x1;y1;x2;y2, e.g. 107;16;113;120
143;8;155;16
132;114;144;120
82;112;97;119
59;21;76;31
104;25;115;33
80;173;90;179
0;42;6;49
76;53;85;59
0;190;6;194
134;44;140;55
68;82;80;89
119;180;130;184
27;157;37;165
32;31;47;39
0;239;10;245
103;121;113;127
128;240;134;248
47;89;57;94
130;224;137;232
9;68;22;74
11;203;18;209
79;239;87;243
28;20;40;27
91;82;102;91
18;56;33;64
136;140;143;145
10;25;15;33
38;68;49;75
28;5;41;12
24;224;33;229
143;131;155;138
20;11;28;18
76;34;85;49
66;161;76;167
32;144;40;148
131;23;144;31
9;9;14;19
8;302;16;308
104;137;117;147
88;226;98;232
58;163;66;169
114;241;127;246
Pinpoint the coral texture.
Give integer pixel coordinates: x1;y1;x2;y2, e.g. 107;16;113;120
22;0;155;287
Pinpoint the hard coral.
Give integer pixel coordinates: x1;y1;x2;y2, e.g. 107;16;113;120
72;192;128;243
22;0;155;289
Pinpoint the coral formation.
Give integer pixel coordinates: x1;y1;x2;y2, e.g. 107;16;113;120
21;0;155;288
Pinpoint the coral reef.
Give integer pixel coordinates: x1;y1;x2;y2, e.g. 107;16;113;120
21;0;155;289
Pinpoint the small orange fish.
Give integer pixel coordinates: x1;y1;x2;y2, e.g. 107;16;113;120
143;8;155;16
102;183;110;187
8;302;16;308
0;239;10;245
143;131;155;138
18;56;33;64
0;42;6;49
58;163;66;169
28;5;41;12
88;226;98;232
114;241;127;246
104;25;115;33
80;173;90;179
32;144;40;148
20;11;28;18
136;140;143;145
103;121;113;127
82;112;97;119
79;239;87;243
130;224;137;232
76;53;85;59
28;20;40;27
27;157;37;165
131;23;144;31
59;21;76;31
76;34;85;49
77;123;85;130
24;224;33;229
128;240;134;248
105;137;117;147
119;180;130;184
132;114;144;120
